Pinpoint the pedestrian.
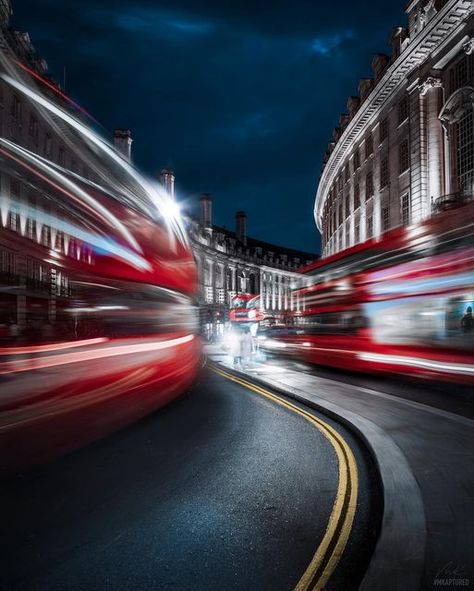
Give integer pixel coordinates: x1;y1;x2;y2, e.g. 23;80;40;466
242;327;253;367
231;328;243;366
461;305;474;332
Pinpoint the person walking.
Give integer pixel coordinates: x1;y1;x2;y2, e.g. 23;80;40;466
461;305;474;332
231;328;243;366
242;327;253;367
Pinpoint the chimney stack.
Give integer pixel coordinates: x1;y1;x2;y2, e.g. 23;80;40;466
159;169;175;198
236;211;247;245
200;193;212;228
113;129;132;161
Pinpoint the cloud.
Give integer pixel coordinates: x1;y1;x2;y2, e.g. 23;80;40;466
113;7;216;40
12;0;407;253
310;31;354;56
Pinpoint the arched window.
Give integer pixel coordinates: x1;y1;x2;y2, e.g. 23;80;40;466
439;86;474;196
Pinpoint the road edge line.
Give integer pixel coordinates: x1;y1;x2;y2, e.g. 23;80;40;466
208;359;427;591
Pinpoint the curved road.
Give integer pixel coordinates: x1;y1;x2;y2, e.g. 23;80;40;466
0;367;380;591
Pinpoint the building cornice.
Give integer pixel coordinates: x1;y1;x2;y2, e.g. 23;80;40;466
314;0;473;231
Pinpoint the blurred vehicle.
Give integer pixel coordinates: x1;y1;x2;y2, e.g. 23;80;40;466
256;324;298;351
229;294;264;326
260;203;474;383
0;57;200;473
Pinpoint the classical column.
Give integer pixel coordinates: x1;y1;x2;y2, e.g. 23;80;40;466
420;77;444;213
270;273;276;311
207;258;215;303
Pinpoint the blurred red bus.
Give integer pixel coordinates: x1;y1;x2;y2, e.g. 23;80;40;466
229;294;264;325
261;203;474;383
0;74;200;472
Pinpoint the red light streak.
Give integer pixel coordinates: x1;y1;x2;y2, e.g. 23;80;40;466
13;59;100;126
0;335;195;375
0;337;108;356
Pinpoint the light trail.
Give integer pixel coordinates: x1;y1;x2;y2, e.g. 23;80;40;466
0;338;109;356
0;335;195;375
357;352;474;375
0;72;189;249
0;139;142;253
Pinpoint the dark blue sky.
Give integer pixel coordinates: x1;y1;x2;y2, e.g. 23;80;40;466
13;0;406;254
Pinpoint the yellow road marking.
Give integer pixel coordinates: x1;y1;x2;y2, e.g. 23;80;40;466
210;364;358;591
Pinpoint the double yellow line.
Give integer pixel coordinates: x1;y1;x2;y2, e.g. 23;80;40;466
210;364;358;591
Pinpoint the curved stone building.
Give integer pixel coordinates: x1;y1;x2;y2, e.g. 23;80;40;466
315;0;474;257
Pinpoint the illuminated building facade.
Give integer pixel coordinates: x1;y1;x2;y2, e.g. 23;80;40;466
185;193;317;329
315;0;474;257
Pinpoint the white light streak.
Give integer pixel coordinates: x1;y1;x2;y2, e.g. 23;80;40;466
358;352;474;375
0;73;188;248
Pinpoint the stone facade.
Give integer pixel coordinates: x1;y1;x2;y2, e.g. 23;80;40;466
315;0;474;257
184;194;317;326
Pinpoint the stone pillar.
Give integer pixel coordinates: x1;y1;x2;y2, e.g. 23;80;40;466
442;124;454;195
206;258;214;303
420;77;444;213
272;273;277;310
373;193;381;238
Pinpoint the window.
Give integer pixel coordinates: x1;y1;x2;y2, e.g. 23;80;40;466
338;175;343;191
0;248;16;278
365;171;373;199
367;215;373;239
58;147;65;167
449;55;471;95
365;134;373;159
344;163;350;182
42;226;50;247
9;208;18;232
354;223;360;244
399;139;409;173
26;258;48;290
380;117;389;142
26;217;35;240
10;178;20;198
44;133;53;159
401;193;411;225
28;115;38;143
456;110;474;192
11;95;21;123
338;201;343;226
354;183;360;209
382;206;390;232
380;157;389;188
368;294;474;350
398;95;409;125
353;149;360;171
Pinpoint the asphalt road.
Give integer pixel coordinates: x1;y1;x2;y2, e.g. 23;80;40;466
0;367;380;591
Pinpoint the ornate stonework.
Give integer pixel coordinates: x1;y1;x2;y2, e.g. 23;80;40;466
315;0;474;258
463;36;474;54
419;76;443;95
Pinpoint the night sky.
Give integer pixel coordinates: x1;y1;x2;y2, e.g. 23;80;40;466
13;1;406;254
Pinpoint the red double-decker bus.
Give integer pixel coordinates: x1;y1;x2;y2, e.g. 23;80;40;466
0;63;201;472
261;203;474;383
228;294;265;325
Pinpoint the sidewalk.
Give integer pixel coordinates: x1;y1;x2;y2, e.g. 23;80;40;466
205;344;474;591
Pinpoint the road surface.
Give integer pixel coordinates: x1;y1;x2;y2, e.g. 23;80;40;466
0;366;380;591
